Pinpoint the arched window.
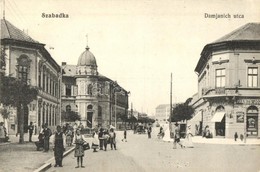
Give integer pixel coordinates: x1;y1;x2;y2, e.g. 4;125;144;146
66;105;71;112
87;104;93;110
216;105;225;112
17;55;30;84
87;84;93;95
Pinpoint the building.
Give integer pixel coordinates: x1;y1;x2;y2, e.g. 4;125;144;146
61;46;129;129
190;23;260;138
0;19;61;134
155;104;177;124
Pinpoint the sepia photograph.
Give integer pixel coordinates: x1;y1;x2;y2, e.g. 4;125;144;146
0;0;260;171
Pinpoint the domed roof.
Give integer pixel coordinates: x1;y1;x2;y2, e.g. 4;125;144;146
77;46;97;67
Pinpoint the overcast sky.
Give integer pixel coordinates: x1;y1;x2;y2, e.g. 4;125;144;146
1;0;260;115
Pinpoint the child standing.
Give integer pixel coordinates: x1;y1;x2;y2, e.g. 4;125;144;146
122;129;127;142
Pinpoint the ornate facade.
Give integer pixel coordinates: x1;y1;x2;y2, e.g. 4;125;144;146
61;46;129;129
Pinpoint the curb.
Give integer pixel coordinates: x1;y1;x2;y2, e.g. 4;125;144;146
33;146;75;172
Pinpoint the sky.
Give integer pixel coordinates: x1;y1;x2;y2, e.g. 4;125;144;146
1;0;260;115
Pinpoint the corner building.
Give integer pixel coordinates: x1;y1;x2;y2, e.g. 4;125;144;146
1;19;61;134
190;23;260;138
61;46;129;129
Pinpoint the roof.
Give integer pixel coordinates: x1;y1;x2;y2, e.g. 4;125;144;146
195;23;260;74
1;19;38;43
62;65;76;77
77;46;97;67
213;23;260;43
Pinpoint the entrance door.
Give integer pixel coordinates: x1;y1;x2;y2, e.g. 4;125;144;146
247;106;258;137
215;116;225;136
87;112;93;128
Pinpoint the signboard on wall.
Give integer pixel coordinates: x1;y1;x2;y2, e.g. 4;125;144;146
236;112;244;123
236;99;260;105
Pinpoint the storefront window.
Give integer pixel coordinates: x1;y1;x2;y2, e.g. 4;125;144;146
246;106;258;137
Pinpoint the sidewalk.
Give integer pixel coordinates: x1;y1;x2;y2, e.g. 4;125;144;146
0;133;73;172
192;136;260;145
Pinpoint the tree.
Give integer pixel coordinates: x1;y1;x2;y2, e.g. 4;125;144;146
0;74;38;143
61;110;81;122
170;98;194;122
0;106;10;119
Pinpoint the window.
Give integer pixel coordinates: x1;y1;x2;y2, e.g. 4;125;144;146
248;67;258;87
87;84;93;95
66;84;71;96
215;69;225;88
66;105;71;112
18;66;28;83
17;55;30;84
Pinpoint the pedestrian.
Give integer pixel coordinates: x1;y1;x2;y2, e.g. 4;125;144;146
234;132;238;141
122;129;127;142
184;125;194;148
53;125;65;167
34;122;37;135
147;125;152;139
173;123;184;149
240;134;244;141
74;129;85;168
98;128;104;150
0;122;5;143
92;130;99;152
43;123;52;152
28;122;34;142
109;128;116;150
103;129;109;151
65;128;73;146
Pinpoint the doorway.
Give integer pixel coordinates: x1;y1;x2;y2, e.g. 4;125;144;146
87;112;93;128
247;106;258;137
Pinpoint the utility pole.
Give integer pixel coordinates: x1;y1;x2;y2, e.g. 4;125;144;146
170;73;172;134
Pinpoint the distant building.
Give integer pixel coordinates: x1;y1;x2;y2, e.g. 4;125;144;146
190;23;260;138
0;19;61;134
61;46;129;129
155;104;176;124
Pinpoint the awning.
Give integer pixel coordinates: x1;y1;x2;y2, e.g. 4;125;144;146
211;112;225;122
189;111;202;122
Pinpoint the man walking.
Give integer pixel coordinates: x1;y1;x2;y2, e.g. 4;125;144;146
28;122;34;142
173;123;184;149
147;125;152;139
43;123;52;152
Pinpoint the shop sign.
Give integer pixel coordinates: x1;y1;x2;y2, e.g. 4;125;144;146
236;99;260;105
236;112;244;123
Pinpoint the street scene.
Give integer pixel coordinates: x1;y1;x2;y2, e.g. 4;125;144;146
1;0;260;172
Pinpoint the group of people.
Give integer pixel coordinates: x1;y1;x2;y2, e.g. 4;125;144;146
51;123;121;168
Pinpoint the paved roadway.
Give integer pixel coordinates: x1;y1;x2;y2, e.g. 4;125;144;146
47;127;260;172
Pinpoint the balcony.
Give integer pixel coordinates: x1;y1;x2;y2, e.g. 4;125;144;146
215;87;225;94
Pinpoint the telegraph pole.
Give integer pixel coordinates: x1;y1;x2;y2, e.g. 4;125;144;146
170;73;172;133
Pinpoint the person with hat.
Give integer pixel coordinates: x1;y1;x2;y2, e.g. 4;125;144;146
173;123;184;149
53;125;65;167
